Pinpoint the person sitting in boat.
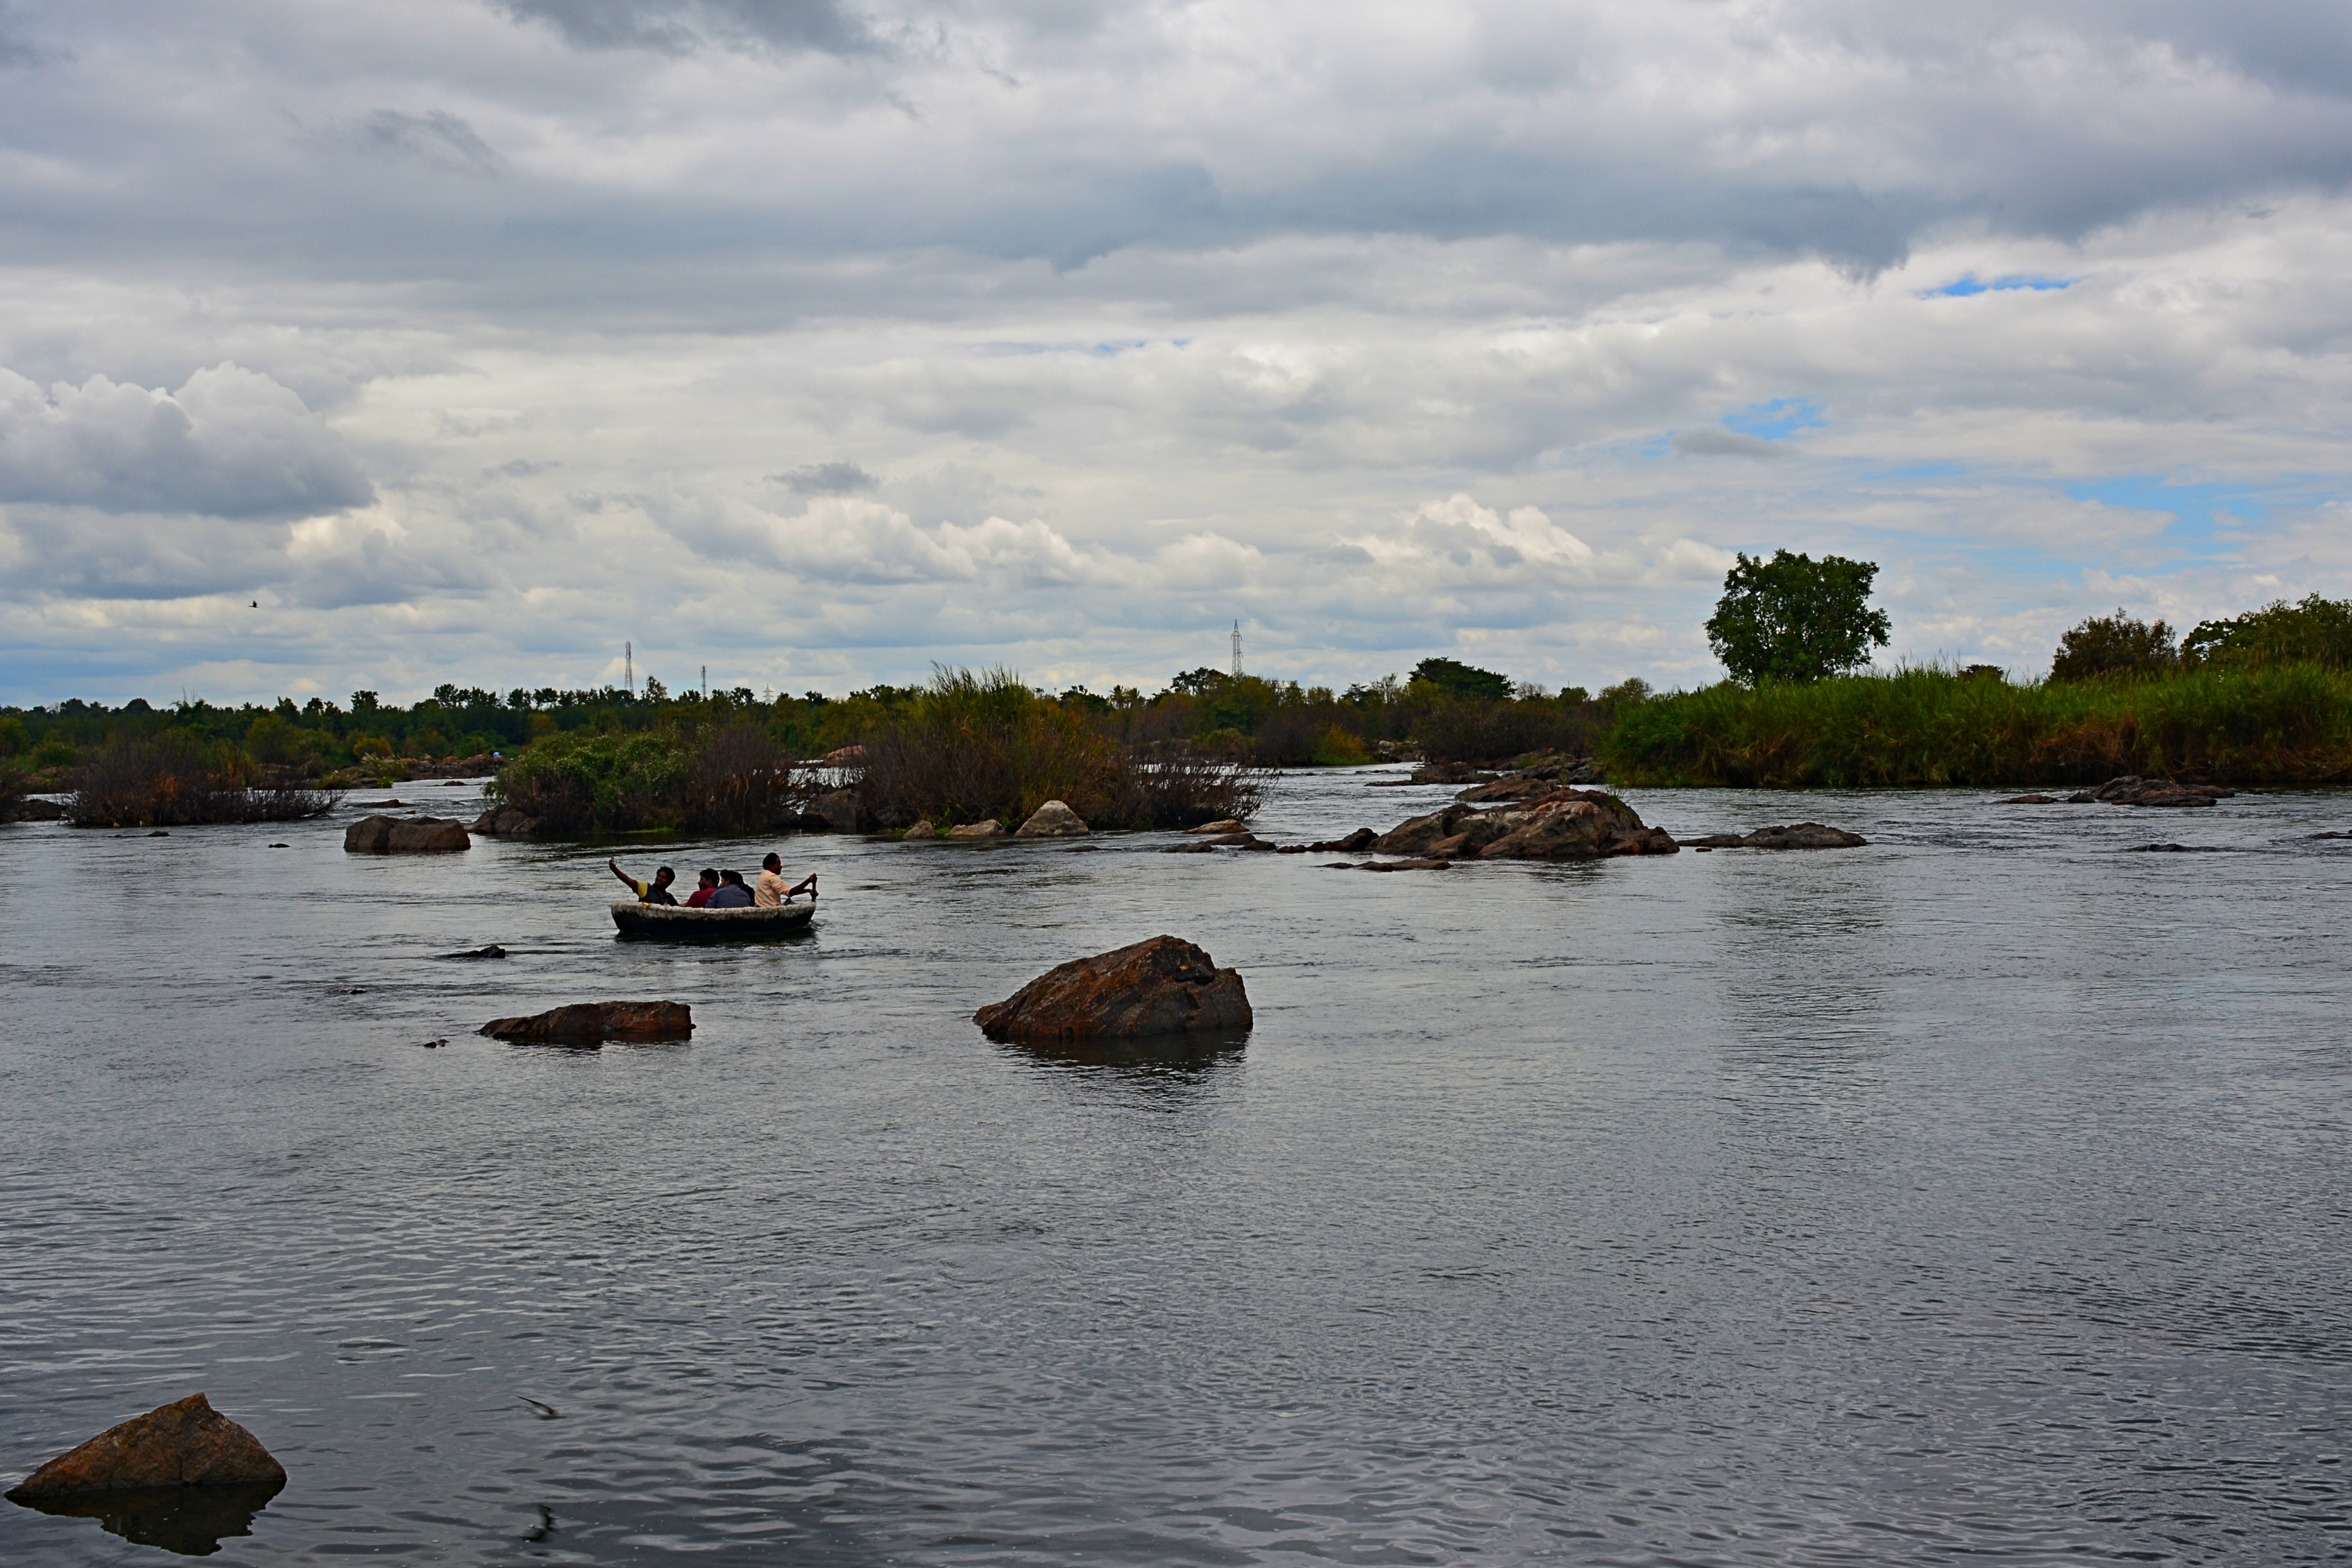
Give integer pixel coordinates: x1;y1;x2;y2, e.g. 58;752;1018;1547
683;868;720;908
756;852;818;905
608;858;678;905
705;869;756;909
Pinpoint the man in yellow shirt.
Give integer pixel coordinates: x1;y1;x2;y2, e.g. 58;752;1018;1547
754;852;817;907
607;858;679;905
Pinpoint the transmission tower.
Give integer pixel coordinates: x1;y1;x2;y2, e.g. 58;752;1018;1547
1231;620;1243;679
625;640;633;697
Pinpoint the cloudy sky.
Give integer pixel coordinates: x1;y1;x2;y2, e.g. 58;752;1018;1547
3;0;2349;705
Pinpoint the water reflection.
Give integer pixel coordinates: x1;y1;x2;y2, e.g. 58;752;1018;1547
12;1481;284;1557
993;1028;1250;1081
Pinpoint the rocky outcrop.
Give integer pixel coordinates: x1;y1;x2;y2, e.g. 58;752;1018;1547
1411;762;1501;785
1373;787;1676;860
806;787;866;833
478;1000;692;1042
343;815;471;853
1015;800;1090;837
903;819;937;840
974;936;1252;1041
1685;823;1869;849
2065;776;2229;808
4;1393;285;1499
1455;776;1560;803
947;819;1004;838
468;805;540;836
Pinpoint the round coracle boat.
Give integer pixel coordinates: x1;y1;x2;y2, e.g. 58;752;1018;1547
611;899;815;940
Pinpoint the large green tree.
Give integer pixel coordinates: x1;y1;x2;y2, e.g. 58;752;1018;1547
1705;549;1891;684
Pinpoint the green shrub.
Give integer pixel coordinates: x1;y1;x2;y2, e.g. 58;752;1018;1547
2184;594;2352;670
2050;609;2181;681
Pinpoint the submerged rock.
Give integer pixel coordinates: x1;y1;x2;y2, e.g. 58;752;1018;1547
435;944;507;960
1999;793;2058;804
1015;800;1090;837
1687;823;1869;849
478;1000;692;1042
2067;776;2228;808
1305;828;1377;852
343;815;470;853
1358;858;1451;871
5;1392;286;1500
975;935;1252;1041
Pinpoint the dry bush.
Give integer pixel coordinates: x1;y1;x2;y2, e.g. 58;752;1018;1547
69;732;339;827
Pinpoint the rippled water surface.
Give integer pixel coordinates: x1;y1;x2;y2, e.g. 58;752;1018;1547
4;771;2349;1565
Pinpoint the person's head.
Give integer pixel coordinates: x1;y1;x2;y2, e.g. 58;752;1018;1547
697;868;719;889
720;869;747;887
762;852;781;871
653;865;676;887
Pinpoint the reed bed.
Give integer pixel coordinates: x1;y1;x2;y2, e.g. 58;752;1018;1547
68;732;341;827
1601;665;2352;788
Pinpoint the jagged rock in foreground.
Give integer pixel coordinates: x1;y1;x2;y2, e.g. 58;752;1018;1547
975;936;1252;1041
1015;800;1090;837
1685;824;1870;849
479;1000;692;1042
6;1393;286;1500
1374;787;1678;860
2065;776;2230;808
343;815;471;852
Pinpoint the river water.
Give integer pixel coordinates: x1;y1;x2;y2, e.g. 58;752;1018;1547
3;769;2348;1565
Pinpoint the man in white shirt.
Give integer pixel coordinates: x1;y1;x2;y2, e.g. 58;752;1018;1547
755;852;817;906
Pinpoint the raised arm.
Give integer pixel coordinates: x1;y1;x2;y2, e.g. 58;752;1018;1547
607;858;637;892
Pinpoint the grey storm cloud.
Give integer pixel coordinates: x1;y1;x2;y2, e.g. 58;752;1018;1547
497;0;874;56
0;364;373;520
1670;429;1795;461
774;461;879;496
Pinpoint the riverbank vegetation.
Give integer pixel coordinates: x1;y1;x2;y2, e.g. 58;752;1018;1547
1603;663;2352;787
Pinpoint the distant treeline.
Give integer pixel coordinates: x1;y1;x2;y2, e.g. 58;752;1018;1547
0;658;1642;786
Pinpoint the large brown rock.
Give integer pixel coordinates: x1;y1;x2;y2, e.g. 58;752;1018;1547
975;936;1252;1041
343;815;470;852
5;1393;285;1499
807;787;866;833
468;805;540;836
479;1001;693;1042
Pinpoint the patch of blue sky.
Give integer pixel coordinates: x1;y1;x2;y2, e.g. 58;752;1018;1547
2065;475;2268;541
1721;398;1825;440
1922;273;2074;298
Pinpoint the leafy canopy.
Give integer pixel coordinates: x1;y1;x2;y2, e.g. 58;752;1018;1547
1408;657;1512;702
1705;550;1890;684
2183;594;2352;670
2049;610;2179;682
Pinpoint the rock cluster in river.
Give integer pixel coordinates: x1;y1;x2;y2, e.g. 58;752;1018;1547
975;935;1252;1041
5;1393;285;1500
478;1000;693;1042
343;815;470;852
1373;787;1678;860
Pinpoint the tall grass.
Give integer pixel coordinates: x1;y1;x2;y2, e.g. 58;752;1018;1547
1601;664;2352;787
859;667;1266;828
68;732;341;826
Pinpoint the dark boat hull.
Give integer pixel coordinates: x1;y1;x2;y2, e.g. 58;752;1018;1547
610;899;815;940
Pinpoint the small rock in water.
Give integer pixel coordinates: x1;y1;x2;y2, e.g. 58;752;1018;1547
2126;842;2224;853
1999;793;2057;804
975;935;1251;1041
2309;830;2352;840
344;815;470;853
946;819;1005;839
1687;824;1868;850
420;1037;448;1048
147;830;169;837
479;1000;692;1043
1306;828;1377;852
1360;858;1451;871
902;819;936;840
1015;799;1091;837
4;1392;286;1499
1186;819;1246;834
435;944;507;960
